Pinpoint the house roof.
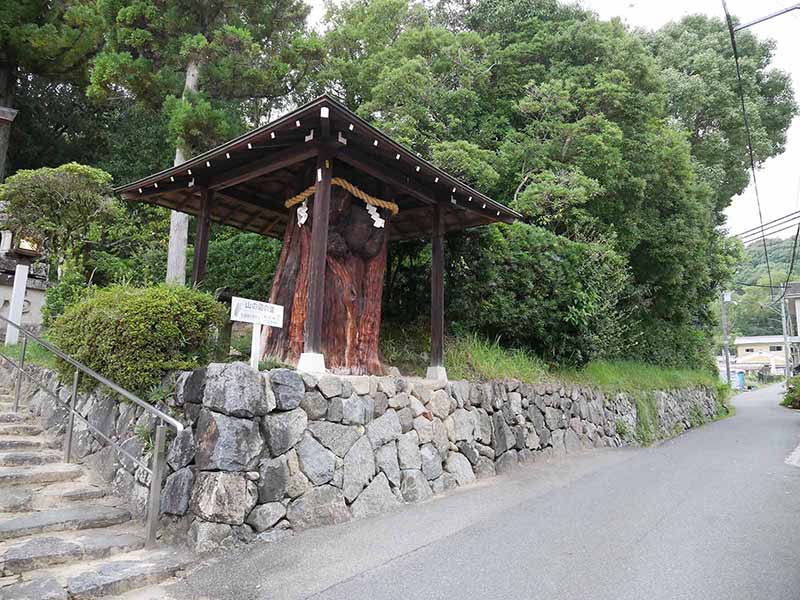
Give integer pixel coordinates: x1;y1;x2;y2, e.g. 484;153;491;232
734;335;800;345
114;94;520;241
783;282;800;299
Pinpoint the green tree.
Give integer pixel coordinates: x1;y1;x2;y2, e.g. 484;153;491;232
647;15;797;214
316;0;768;367
89;0;323;284
0;163;114;276
0;1;102;181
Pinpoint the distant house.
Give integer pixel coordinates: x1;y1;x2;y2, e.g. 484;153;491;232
732;335;800;374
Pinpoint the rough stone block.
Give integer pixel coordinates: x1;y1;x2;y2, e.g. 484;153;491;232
246;502;286;532
366;410;401;448
295;434;336;485
167;427;196;471
257;455;289;503
350;473;400;520
495;450;519;475
190;472;256;525
195;409;263;471
300;391;328;421
262;408;307;457
204;362;269;417
400;470;433;503
420;443;442;481
286;485;350;530
343;436;375;502
307;421;362;458
397;431;422;470
161;467;194;515
375;441;401;487
317;375;343;399
445;451;475;486
269;369;306;411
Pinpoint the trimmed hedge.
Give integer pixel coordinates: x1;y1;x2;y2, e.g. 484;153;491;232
50;284;226;397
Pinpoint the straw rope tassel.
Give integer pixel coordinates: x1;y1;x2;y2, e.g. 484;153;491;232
285;177;400;216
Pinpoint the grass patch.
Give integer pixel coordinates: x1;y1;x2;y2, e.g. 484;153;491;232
633;393;658;445
556;360;718;393
1;339;59;370
445;335;548;382
380;326;720;394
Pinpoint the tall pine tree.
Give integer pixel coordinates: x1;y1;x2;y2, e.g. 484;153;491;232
89;0;322;284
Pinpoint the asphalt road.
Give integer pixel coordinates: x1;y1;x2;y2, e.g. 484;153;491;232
162;383;800;600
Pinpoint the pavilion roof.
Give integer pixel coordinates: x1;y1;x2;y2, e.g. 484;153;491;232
114;94;520;241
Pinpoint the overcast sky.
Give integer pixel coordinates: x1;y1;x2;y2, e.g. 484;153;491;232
307;0;800;238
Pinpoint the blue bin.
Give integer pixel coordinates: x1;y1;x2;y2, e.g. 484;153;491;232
736;371;745;390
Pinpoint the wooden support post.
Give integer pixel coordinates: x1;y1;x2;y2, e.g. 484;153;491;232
298;147;332;373
428;205;446;381
191;189;214;286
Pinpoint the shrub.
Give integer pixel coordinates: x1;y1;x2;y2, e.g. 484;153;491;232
50;284;226;397
446;223;631;365
783;376;800;408
41;256;92;326
201;231;281;301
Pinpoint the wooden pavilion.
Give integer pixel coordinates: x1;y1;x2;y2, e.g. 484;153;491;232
115;95;519;378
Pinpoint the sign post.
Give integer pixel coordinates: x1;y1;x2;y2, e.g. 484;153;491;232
230;297;284;369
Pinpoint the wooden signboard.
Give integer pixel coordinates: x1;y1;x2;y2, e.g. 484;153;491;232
230;296;283;369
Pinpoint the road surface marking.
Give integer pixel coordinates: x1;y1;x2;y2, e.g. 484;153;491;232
785;440;800;467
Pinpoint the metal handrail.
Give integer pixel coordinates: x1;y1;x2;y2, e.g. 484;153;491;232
0;314;183;433
0;315;181;547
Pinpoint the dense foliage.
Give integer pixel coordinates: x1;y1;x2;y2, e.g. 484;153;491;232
729;238;794;337
444;223;631;365
50;285;226;396
3;0;797;374
783;375;800;409
201;231;282;301
0;163;115;276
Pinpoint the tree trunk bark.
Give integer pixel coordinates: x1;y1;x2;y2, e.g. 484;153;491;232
262;186;390;374
0;60;18;183
166;59;200;285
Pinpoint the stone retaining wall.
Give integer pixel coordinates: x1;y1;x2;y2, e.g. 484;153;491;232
6;363;720;552
162;363;719;551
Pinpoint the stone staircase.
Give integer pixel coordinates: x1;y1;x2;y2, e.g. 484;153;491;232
0;385;191;599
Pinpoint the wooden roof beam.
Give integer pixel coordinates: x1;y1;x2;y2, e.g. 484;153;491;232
208;143;320;191
332;145;439;207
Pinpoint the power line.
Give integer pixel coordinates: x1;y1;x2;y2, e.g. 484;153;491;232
722;1;774;298
740;220;800;244
734;209;800;237
740;218;800;242
777;224;800;301
734;281;782;288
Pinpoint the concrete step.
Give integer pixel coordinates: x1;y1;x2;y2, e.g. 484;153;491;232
66;550;191;599
0;452;61;467
0;505;131;541
0;438;44;452
0;424;41;437
0;576;64;599
0;414;26;425
0;490;31;513
0;549;190;599
1;530;145;574
0;464;82;487
39;482;106;505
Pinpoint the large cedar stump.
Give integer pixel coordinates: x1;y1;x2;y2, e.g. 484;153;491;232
262;185;390;374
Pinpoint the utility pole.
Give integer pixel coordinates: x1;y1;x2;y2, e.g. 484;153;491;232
781;287;792;383
720;292;732;387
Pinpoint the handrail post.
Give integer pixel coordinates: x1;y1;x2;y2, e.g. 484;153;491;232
12;334;27;412
64;370;80;463
146;423;167;547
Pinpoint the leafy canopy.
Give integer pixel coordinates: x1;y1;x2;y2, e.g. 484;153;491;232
0;163;115;273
